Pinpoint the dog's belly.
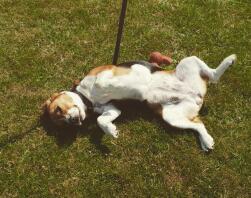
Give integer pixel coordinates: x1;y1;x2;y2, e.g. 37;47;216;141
146;72;203;106
77;64;203;107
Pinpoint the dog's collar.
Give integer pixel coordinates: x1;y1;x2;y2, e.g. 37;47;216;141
73;90;93;111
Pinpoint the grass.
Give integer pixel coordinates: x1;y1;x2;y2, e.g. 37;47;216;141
0;0;250;197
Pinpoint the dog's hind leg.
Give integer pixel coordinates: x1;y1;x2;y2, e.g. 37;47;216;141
176;55;236;83
94;104;121;138
212;54;237;82
193;54;236;83
162;102;214;151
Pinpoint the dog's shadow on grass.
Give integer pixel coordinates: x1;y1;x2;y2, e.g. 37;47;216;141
40;112;110;154
40;101;209;154
114;100;184;135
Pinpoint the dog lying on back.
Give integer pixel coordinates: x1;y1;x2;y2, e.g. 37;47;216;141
43;54;236;151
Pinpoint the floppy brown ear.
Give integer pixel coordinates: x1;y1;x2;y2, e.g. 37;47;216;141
41;98;52;113
41;92;60;113
50;92;61;101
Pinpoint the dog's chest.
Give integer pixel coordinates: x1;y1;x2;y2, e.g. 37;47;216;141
77;65;152;104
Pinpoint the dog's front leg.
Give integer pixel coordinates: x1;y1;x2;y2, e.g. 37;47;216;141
94;104;121;138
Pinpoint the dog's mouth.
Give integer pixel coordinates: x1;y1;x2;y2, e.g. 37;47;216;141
65;106;85;126
58;115;81;126
68;116;82;126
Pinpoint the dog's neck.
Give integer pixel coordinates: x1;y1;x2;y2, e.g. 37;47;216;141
72;90;93;111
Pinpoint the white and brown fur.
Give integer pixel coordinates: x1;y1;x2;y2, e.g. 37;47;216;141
43;54;236;151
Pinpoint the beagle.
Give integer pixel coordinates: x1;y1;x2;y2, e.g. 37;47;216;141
43;54;236;151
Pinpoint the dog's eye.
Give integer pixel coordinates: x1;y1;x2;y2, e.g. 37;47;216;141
55;106;63;114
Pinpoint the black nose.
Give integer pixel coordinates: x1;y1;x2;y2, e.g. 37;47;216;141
70;117;79;123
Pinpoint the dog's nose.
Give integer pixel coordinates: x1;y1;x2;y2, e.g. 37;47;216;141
70;116;79;124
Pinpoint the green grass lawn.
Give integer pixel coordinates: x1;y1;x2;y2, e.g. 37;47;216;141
0;0;250;197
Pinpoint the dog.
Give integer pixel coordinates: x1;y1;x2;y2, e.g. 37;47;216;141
43;54;236;151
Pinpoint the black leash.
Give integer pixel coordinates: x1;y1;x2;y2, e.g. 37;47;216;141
112;0;128;65
0;120;40;148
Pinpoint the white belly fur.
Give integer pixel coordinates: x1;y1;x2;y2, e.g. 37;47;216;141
76;63;205;106
146;72;203;106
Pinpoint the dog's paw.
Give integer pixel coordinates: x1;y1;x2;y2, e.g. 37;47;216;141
200;133;214;152
108;123;119;138
103;123;119;138
225;54;237;65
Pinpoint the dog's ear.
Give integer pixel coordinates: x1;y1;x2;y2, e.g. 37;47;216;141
41;99;51;114
50;92;61;101
41;92;61;113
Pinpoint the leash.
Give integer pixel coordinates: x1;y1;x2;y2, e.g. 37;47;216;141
1;1;127;148
112;0;128;65
0;119;40;148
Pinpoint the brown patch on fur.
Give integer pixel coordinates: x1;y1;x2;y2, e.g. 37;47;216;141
200;73;209;92
201;73;209;82
42;93;62;112
192;116;202;123
147;102;163;116
43;93;75;125
112;67;131;76
87;65;114;76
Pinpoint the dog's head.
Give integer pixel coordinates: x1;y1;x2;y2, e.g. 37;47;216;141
42;91;87;126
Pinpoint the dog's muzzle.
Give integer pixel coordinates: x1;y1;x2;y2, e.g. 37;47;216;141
66;106;84;126
69;116;81;125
